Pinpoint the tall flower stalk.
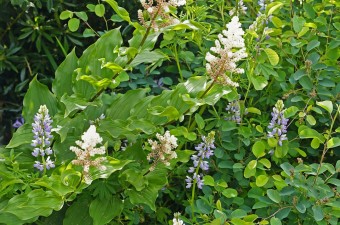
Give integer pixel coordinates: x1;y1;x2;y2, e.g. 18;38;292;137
70;125;106;184
31;105;55;172
267;100;289;146
205;16;247;88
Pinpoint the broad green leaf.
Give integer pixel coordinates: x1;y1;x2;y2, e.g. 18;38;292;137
60;10;73;20
256;175;269;187
295;201;306;213
89;196;123;225
90;157;131;181
23;76;58;123
312;205;324;222
284;106;299;118
203;175;215;186
311;138;320;149
250;75;268;90
267;189;281;203
316;101;333;114
34;175;75;196
259;158;271;168
298;27;309;37
106;89;148;120
6;124;32;148
3;190;63;220
222;188;238;198
327;137;340;149
292;15;306;33
248;160;257;169
306;115;316;126
270;217;282;225
264;48;279;66
52;49;78;98
267;2;283;16
247;107;261;115
244;166;256;178
306;40;320;51
195;113;205;129
75;11;88;21
148;106;180;121
94;4;105;17
60;94;100;118
120;169;146;191
68;18;80;32
104;0;131;23
298;125;326;142
64;194;93;225
130;50;166;67
252;141;266;158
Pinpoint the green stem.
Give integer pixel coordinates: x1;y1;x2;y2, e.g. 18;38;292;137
173;44;184;82
313;105;339;184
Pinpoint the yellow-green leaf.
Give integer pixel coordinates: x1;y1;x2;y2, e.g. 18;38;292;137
264;48;279;66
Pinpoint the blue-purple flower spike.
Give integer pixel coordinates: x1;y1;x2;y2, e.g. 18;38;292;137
267;100;289;146
186;131;215;189
31;105;55;171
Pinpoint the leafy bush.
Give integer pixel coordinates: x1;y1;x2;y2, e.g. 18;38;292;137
0;0;339;225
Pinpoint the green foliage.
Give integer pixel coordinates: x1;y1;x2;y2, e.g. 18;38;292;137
0;0;339;224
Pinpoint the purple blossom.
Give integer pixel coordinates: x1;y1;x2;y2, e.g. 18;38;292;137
186;132;215;189
225;99;247;124
13;117;24;128
32;105;55;171
267;100;289;146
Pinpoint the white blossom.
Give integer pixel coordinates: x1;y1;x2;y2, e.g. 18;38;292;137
70;125;106;184
173;212;185;225
205;16;247;87
147;131;178;171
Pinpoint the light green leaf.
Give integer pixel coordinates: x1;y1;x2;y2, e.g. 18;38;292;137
284;106;299;118
292;15;306;33
259;158;271;168
6;124;32;148
316;101;333;114
68;18;80;32
252;141;266;158
195;113;205;129
267;2;283;16
104;0;131;23
264;48;279;66
94;4;105;17
327;137;340;149
75;11;88;21
60;10;73;20
250;75;268;90
298;125;326;142
222;188;238;198
247;107;261;115
256;175;269;187
270;217;282;225
203;175;215;186
306;115;316;126
267;189;281;203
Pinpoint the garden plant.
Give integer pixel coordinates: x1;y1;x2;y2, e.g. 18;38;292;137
0;0;339;224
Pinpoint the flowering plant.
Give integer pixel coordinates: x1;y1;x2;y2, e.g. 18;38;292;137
0;0;339;225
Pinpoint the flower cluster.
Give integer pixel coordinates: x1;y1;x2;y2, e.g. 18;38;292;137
147;131;178;171
267;100;289;146
229;0;247;16
225;100;242;124
138;0;185;31
186;131;215;189
172;212;185;225
205;16;247;87
70;125;106;184
31;105;55;171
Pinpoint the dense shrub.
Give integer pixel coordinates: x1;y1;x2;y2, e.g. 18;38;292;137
0;0;339;225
